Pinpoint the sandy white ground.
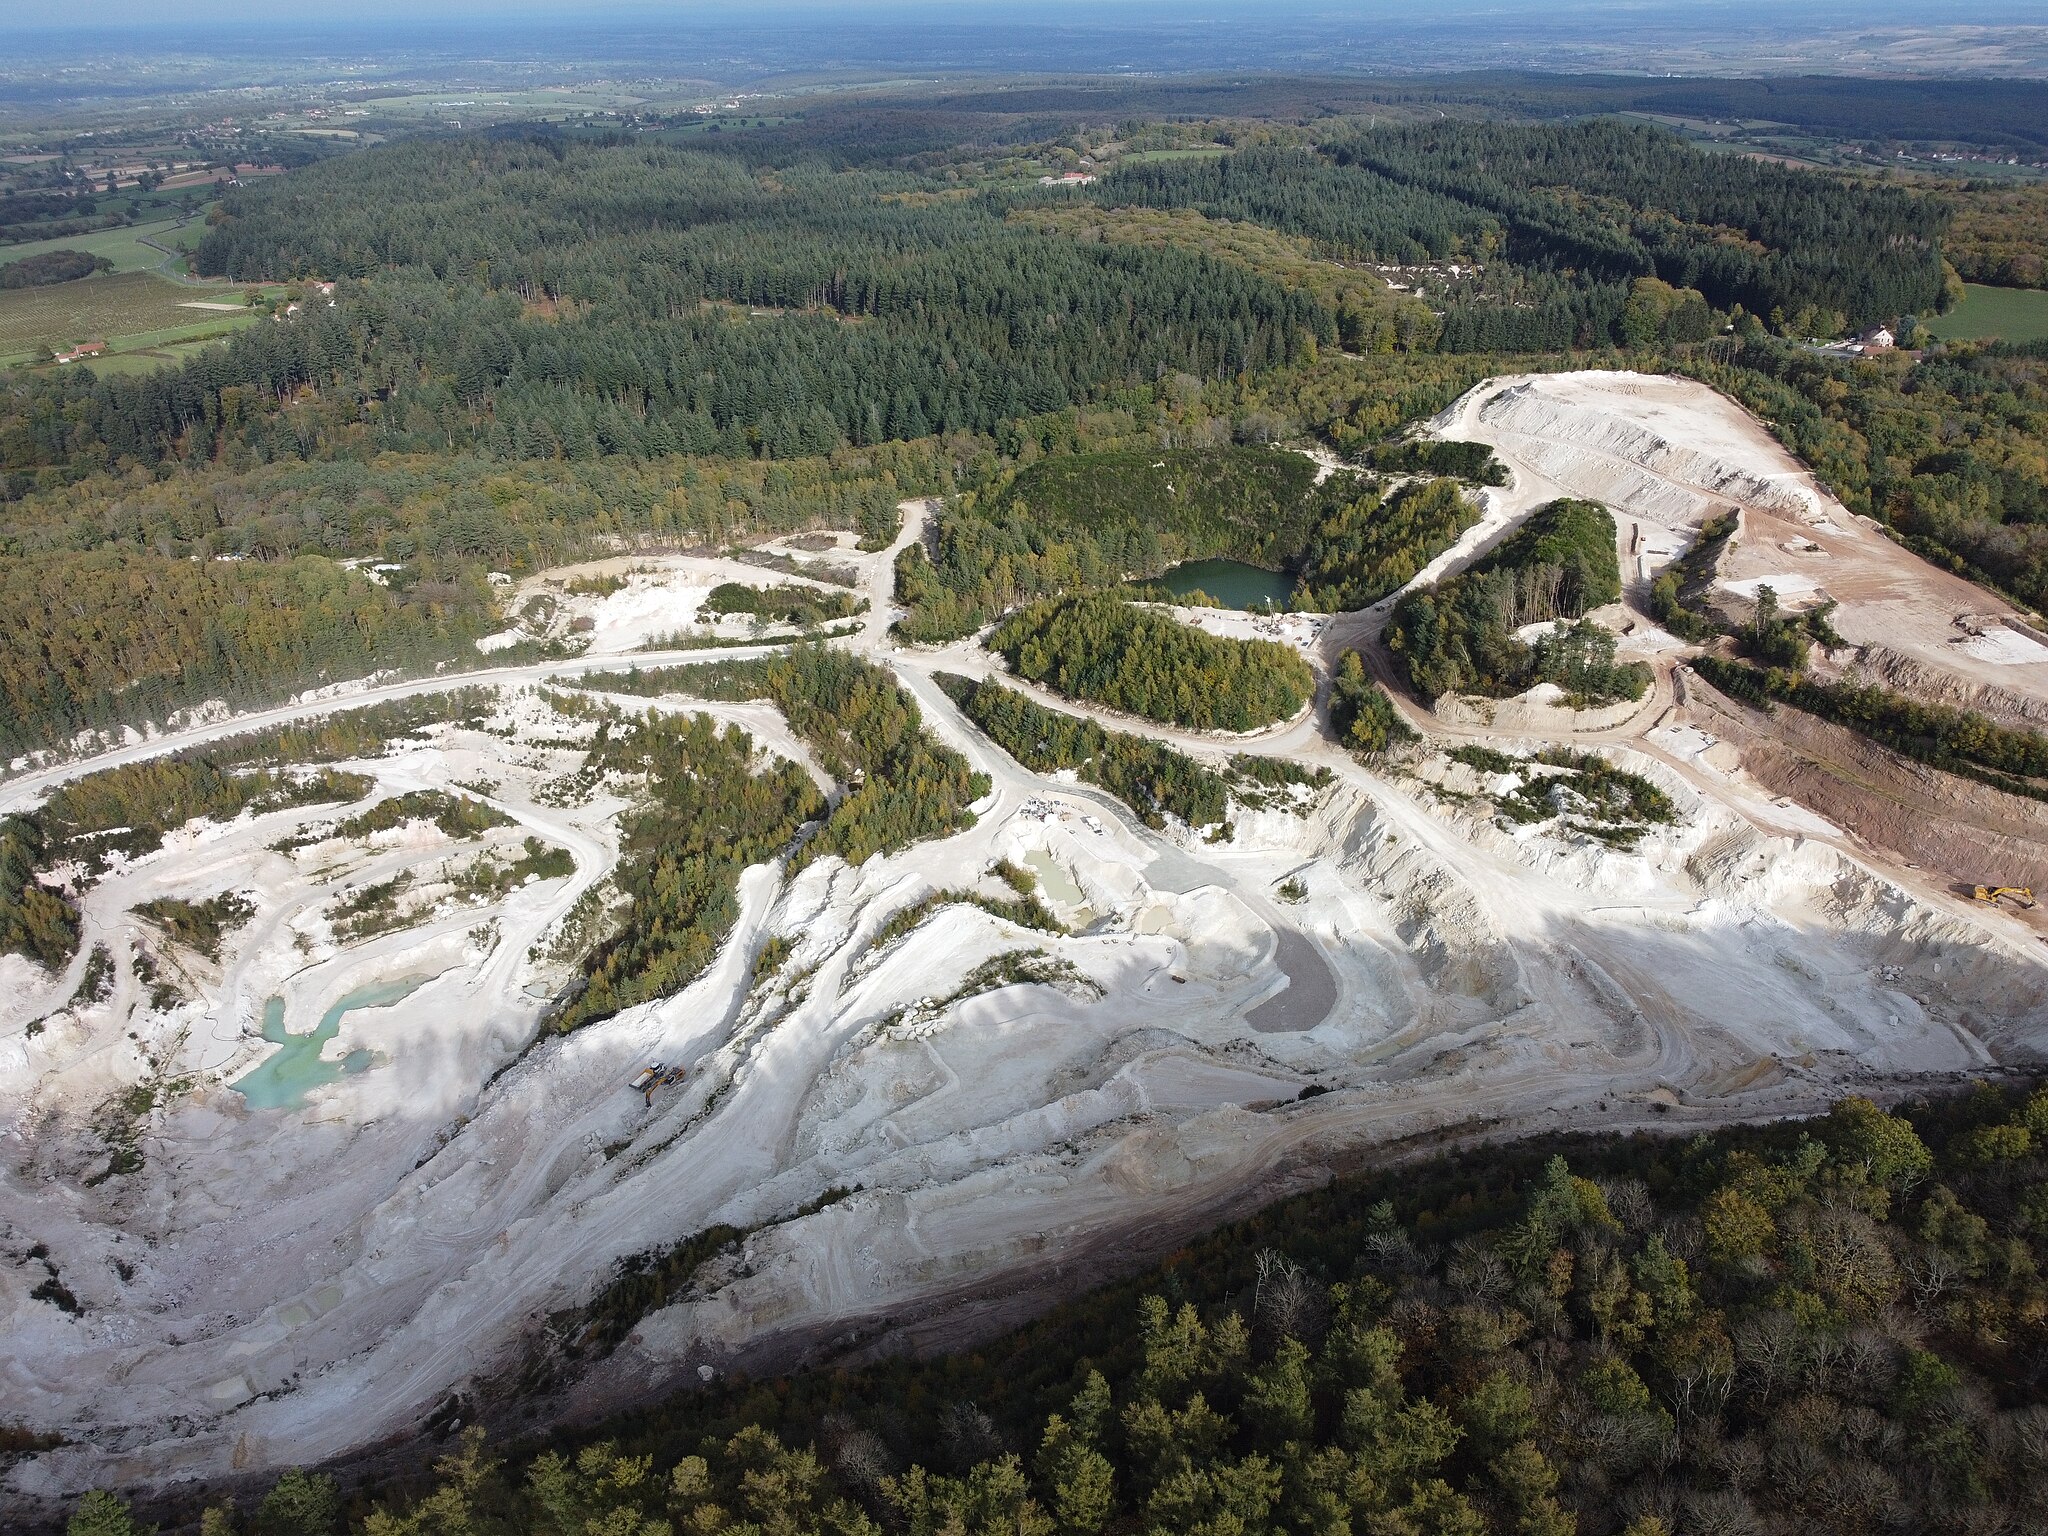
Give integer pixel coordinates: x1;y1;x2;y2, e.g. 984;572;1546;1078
1436;371;2048;719
3;407;2048;1503
475;551;866;657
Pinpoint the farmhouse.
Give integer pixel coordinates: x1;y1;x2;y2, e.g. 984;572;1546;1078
1817;324;1898;357
1037;171;1097;186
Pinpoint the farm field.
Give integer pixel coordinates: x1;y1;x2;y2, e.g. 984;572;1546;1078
75;317;258;373
0;215;200;275
0;270;255;364
641;115;795;140
1924;282;2048;343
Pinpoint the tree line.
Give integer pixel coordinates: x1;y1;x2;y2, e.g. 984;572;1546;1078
1692;654;2048;798
938;671;1236;831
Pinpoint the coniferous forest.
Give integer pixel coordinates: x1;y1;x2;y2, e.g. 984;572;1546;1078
0;99;2026;756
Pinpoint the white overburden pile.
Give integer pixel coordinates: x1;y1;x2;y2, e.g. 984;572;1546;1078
1444;371;1822;531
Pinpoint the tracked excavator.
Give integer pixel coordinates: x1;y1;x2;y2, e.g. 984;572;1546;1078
1973;885;2037;909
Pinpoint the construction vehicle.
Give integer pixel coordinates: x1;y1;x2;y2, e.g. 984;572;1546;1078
644;1064;689;1105
1973;886;2036;909
628;1061;690;1104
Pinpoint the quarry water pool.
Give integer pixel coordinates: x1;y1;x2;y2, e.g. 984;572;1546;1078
231;975;434;1111
1141;558;1293;611
1023;848;1085;906
1024;847;1097;928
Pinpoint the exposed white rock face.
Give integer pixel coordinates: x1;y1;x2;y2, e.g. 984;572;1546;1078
5;425;2046;1503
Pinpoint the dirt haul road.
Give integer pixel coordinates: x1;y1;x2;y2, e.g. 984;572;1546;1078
5;385;2048;1504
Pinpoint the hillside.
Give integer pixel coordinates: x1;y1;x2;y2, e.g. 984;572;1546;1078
56;1084;2048;1536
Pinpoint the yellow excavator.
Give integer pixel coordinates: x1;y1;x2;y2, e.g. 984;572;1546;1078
1973;885;2037;909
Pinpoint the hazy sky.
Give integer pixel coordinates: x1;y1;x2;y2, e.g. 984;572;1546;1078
2;0;1975;31
15;0;1217;25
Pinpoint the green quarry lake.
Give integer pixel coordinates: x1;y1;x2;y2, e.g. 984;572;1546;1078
1141;558;1294;611
231;975;434;1111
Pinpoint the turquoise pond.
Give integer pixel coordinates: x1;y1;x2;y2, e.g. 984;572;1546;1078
230;975;433;1111
1139;558;1294;611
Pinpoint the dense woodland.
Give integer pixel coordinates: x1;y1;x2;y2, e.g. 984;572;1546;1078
1331;121;1948;327
1296;479;1478;614
895;446;1349;641
1006;204;1441;357
895;454;1492;641
1939;182;2048;291
0;99;1975;752
0;118;1954;500
1105;123;1947;346
0;445;949;754
989;595;1315;733
0;140;1320;492
73;1082;2048;1536
0;552;492;760
1388;500;1650;707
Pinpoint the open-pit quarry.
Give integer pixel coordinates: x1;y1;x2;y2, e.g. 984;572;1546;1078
5;372;2048;1507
